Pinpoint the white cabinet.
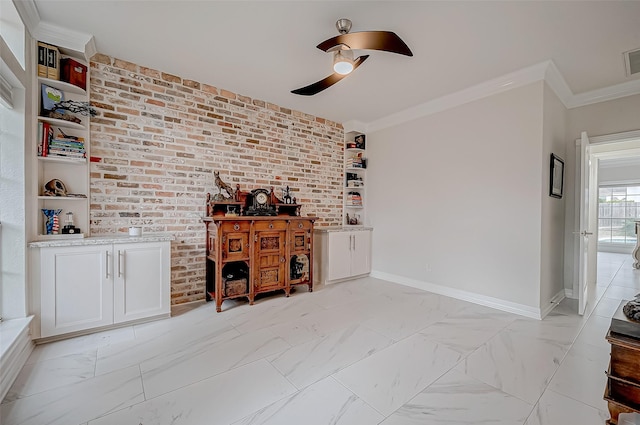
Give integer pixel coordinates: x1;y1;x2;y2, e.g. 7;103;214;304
37;239;171;338
40;245;113;337
113;242;170;323
315;228;372;285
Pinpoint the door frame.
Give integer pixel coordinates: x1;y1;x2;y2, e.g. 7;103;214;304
574;130;640;303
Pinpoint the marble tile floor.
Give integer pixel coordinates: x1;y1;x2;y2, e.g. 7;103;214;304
1;252;637;425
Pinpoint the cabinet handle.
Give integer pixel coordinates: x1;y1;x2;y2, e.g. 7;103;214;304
353;235;356;250
280;257;285;263
105;250;110;279
118;250;123;278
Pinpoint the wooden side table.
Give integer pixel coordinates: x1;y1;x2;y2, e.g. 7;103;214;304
605;301;640;424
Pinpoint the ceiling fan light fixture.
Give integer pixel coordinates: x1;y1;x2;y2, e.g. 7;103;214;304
333;49;354;75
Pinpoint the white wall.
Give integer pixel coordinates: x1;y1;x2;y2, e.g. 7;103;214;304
368;82;545;311
539;83;567;307
562;94;640;294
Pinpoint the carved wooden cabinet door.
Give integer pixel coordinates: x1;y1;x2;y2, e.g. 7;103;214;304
220;221;250;262
253;221;287;293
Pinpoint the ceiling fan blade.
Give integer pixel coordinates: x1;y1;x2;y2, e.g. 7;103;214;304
317;31;413;57
291;55;369;96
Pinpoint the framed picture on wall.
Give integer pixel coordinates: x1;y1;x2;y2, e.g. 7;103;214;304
550;153;564;198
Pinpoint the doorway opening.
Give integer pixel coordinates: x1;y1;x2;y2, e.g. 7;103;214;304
577;130;640;316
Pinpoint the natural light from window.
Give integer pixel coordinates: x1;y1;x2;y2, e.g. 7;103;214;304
598;185;640;244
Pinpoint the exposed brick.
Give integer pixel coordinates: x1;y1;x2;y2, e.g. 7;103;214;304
90;54;343;305
91;53;112;65
161;72;181;83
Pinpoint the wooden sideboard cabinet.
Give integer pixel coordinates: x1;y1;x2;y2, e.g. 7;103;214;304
605;329;640;424
204;216;316;312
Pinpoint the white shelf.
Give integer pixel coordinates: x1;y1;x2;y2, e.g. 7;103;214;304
345;167;366;172
37;196;88;201
346;148;365;153
37;116;86;130
37;156;86;164
345;205;364;209
38;77;86;95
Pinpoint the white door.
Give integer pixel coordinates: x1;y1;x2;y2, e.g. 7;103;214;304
326;232;352;281
113;242;170;323
578;131;592;315
351;230;372;277
40;245;113;337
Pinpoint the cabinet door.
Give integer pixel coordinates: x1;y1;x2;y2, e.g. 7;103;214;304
326;231;353;281
254;230;286;292
40;245;113;337
351;230;371;277
113;241;170;323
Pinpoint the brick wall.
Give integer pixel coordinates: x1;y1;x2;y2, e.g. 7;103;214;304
89;54;344;304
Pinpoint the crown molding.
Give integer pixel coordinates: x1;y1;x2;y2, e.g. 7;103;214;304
11;0;40;37
343;120;368;134
367;61;551;132
566;78;640;109
35;22;94;60
543;60;573;107
364;60;640;133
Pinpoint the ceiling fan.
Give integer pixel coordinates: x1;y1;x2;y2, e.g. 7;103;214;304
291;18;413;96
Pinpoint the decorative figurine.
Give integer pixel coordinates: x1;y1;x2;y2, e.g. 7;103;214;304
42;209;62;235
214;171;234;201
43;179;68;196
282;186;293;204
62;211;80;234
623;294;640;322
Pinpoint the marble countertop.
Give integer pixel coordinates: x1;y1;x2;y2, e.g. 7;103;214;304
28;233;175;248
314;226;373;233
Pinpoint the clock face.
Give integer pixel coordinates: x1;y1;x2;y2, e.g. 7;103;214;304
256;192;268;205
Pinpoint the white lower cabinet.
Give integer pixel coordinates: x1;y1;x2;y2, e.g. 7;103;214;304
315;228;372;285
113;242;170;324
38;240;170;338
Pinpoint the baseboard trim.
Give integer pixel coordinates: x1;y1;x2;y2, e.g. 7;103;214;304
0;317;35;402
370;270;543;319
565;288;575;299
541;289;566;319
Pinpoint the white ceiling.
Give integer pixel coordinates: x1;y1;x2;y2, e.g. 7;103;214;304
29;1;640;124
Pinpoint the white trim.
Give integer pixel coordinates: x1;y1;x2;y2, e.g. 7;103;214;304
565;288;574;299
0;317;34;402
575;129;640;147
343;120;368;134
35;22;94;60
11;0;40;37
370;270;543;320
362;61;640;133
567;79;640;109
543;60;573;106
541;289;566;319
367;61;552;132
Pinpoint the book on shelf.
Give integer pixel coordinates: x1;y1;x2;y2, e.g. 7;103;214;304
38;122;53;157
46;44;60;80
37;42;48;78
47;150;86;159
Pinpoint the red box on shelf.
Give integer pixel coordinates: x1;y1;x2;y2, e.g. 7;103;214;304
60;58;87;90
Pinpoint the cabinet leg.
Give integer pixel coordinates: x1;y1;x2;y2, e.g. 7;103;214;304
308;282;313;292
249;295;255;306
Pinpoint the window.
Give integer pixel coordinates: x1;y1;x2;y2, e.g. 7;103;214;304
598;185;640;244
